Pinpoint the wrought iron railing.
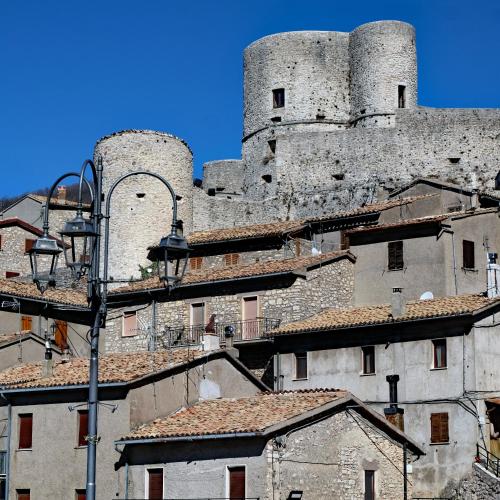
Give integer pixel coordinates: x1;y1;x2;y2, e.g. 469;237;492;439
476;443;500;477
159;318;281;348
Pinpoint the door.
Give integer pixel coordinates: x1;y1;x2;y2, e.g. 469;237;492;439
242;297;258;340
190;303;205;342
148;469;163;500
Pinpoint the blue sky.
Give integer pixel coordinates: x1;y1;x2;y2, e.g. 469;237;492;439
1;0;499;196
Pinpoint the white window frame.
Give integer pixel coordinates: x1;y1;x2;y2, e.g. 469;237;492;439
144;467;165;499
225;464;247;500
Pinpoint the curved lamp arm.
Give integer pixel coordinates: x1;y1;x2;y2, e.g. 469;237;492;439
77;159;98;213
41;172;94;236
102;170;179;291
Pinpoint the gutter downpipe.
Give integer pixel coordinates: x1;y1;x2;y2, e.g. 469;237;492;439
403;442;408;500
124;462;129;500
0;394;11;500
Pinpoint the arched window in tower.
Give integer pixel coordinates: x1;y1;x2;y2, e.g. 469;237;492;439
273;88;285;108
495;171;500;190
398;85;406;109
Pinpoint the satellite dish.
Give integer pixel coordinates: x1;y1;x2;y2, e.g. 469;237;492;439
420;291;434;300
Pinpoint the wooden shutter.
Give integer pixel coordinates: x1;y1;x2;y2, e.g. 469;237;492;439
294;240;301;256
189;257;203;271
24;239;35;253
388;241;404;270
229;466;246;500
6;271;20;279
54;320;68;349
224;253;240;267
75;489;86;500
340;231;349;250
78;410;88;447
463;240;475;269
21;316;32;331
18;414;32;449
148;469;163;500
430;412;449;443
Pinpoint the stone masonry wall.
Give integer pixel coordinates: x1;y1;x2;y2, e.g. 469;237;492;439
275;410;410;499
448;462;500;499
104;258;354;353
0;226;42;278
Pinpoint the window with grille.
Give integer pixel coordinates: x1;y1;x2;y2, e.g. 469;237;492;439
430;412;449;443
388;241;404;270
224;253;240;267
147;469;163;500
463;240;475;269
432;339;447;369
122;311;137;337
21;316;32;331
189;256;203;271
272;88;285;108
294;352;308;380
364;470;375;500
362;346;375;375
77;410;88;447
24;239;36;254
228;466;246;500
18;414;32;449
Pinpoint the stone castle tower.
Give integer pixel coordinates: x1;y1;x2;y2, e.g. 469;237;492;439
95;21;500;274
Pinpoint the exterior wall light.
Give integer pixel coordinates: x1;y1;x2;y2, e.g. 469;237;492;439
28;234;62;293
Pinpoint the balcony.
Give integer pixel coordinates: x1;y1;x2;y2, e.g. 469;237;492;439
159;317;281;348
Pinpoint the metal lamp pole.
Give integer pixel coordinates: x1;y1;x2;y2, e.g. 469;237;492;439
30;158;190;500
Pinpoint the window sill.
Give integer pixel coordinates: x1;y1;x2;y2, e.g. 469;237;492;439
293;377;308;381
462;267;478;273
74;445;87;449
430;367;447;371
429;442;450;446
16;448;32;452
360;372;376;377
387;268;404;272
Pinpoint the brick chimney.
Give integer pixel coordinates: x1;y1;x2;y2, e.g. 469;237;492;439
391;287;406;317
384;375;404;431
57;185;67;203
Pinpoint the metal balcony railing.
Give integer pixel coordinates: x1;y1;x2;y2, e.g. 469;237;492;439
159;318;281;348
476;443;500;477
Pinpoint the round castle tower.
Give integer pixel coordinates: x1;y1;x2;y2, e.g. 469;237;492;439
94;130;193;281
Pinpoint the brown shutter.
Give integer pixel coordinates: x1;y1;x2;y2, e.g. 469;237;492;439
78;410;88;447
431;412;449;443
18;414;32;449
16;490;30;500
189;257;203;271
388;241;403;270
463;240;475;269
229;466;246;499
148;469;163;500
75;489;86;500
6;271;20;279
340;231;349;250
224;253;240;267
24;239;35;253
21;316;32;331
54;320;68;349
123;311;137;337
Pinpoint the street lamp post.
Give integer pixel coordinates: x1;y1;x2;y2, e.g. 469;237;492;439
29;158;190;500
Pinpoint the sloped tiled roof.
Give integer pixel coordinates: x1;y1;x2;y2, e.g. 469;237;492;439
271;294;498;335
0;218;65;245
29;194;91;209
188;220;306;245
0;278;87;306
0;331;31;346
111;251;355;295
0;349;206;389
122;389;346;440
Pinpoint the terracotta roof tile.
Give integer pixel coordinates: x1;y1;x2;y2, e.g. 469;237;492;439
0;331;31;346
111;251;354;294
0;278;87;306
188;220;306;245
123;389;346;440
272;294;498;335
0;349;206;389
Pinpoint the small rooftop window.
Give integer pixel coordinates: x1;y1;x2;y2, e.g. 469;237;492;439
273;88;285;108
398;85;406;109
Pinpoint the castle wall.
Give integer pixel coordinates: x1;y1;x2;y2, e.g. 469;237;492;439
94;130;193;280
202;159;244;194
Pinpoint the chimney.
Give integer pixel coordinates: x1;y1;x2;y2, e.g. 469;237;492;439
56;185;67;203
42;339;53;378
471;189;479;210
384;375;405;431
391;288;406;317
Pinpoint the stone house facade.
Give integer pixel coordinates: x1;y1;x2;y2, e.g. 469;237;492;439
0;349;266;500
118;390;423;500
260;294;500;497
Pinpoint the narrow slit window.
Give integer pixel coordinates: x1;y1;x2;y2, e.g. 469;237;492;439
364;470;375;500
272;88;285;108
398;85;406;109
77;410;88;447
463;240;475;269
268;140;276;154
18;414;33;449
